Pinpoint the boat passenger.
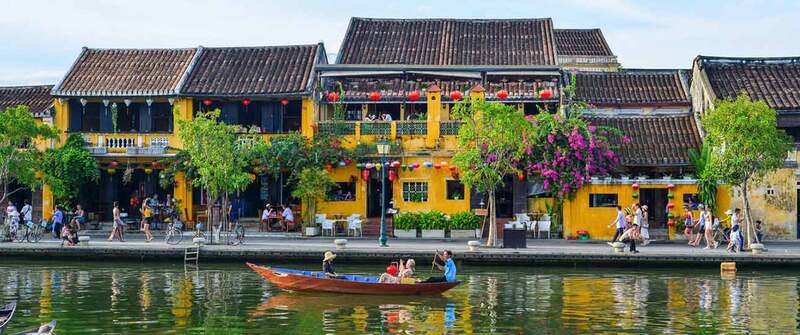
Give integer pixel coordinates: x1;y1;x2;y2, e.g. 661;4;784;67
323;251;339;278
379;259;416;283
425;250;456;283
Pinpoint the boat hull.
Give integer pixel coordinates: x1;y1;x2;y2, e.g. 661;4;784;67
0;301;17;331
246;263;459;295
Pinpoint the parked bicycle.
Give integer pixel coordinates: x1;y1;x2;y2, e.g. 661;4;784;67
15;218;46;243
164;209;184;245
226;220;245;246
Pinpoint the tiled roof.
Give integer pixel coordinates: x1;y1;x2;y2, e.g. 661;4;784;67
554;29;613;56
698;56;800;111
326;78;559;102
573;70;690;106
338;18;557;66
0;85;54;117
53;48;198;97
181;44;324;97
584;113;702;167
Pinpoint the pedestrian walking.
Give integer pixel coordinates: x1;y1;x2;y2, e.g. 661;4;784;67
108;201;125;242
640;205;650;246
727;225;742;253
141;198;154;242
702;206;718;249
689;205;706;247
683;205;695;243
607;205;626;244
619;221;640;254
51;205;64;238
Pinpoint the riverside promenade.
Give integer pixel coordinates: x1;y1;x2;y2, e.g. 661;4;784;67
3;232;800;267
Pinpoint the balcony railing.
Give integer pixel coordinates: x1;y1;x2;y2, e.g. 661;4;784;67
396;121;427;135
318;121;357;135
360;122;391;135
440;121;463;135
83;134;169;155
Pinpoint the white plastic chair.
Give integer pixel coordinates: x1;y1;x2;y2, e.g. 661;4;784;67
537;220;551;239
317;214;335;236
347;215;362;237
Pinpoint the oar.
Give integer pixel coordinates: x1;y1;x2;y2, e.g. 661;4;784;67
430;250;439;275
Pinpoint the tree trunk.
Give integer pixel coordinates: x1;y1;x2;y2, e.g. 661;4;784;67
206;190;213;245
486;190;497;247
742;180;753;249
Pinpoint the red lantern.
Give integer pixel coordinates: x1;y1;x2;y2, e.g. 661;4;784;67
202;99;213;107
667;183;675;189
449;166;457;172
344;159;351;166
249;173;257;181
325;163;333;172
496;89;509;100
433;164;441;169
109;160;119;169
280;98;289;106
151;161;160;169
361;169;370;180
450;91;463;101
667;219;675;227
631;183;640;190
667;202;675;209
327;92;340;103
386;264;398;276
407;90;420;101
368;91;381;101
391;161;401;168
517;173;525;181
388;169;397;182
242;98;252;106
539;89;553;100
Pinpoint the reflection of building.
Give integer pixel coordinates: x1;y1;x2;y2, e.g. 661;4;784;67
692;56;800;239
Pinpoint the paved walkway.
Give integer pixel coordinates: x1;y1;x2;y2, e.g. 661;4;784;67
2;233;800;267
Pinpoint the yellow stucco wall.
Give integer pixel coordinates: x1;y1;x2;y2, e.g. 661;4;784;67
563;181;732;240
730;168;797;239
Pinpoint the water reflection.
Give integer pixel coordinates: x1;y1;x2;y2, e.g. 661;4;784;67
1;262;800;334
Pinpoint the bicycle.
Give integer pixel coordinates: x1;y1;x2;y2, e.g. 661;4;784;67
165;219;184;245
15;219;46;243
228;220;245;246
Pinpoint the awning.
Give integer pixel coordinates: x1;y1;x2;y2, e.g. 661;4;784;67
320;71;404;78
407;71;482;79
487;70;561;77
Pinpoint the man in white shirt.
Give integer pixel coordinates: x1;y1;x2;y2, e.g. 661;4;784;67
260;203;273;232
608;205;626;244
281;205;294;231
21;199;33;227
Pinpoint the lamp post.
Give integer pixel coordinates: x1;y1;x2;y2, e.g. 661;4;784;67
377;139;391;247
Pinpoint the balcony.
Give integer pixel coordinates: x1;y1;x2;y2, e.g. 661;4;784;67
440;121;463;135
83;133;170;156
360;122;391;135
396;121;427;135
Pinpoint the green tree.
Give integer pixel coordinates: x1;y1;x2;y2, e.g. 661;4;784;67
452;97;531;247
291;168;335;231
703;93;794;247
689;142;717;210
177;109;254;243
42;134;100;204
0;105;57;204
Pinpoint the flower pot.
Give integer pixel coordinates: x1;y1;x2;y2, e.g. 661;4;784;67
450;229;476;239
750;243;766;255
394;229;417;239
421;229;445;239
305;227;320;236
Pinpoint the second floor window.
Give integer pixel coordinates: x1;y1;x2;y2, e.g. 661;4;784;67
403;182;428;202
69;100;172;133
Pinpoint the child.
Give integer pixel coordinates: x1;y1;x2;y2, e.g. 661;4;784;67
727;225;741;253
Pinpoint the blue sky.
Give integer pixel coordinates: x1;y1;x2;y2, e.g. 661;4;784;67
1;0;799;85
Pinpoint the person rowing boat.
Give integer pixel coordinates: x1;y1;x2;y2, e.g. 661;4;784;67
322;251;342;279
425;250;457;283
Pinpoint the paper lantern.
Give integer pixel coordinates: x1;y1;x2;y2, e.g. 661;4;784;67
368;91;381;101
325;163;333;172
344;159;351;166
413;162;421;168
375;164;381;171
242;98;252;106
401;164;407;170
407;90;420;101
439;161;447;166
517;174;525;181
539;89;553;100
424;161;433;167
496;89;509;100
667;192;675;199
667;219;675;227
249;173;257;181
365;163;374;169
667;202;675;209
631;183;640;190
151;161;160;169
339;161;346;167
667;183;675;189
392;161;401;168
109;160;119;169
449;166;457;172
449;91;463;101
408;165;414;172
433;164;441;169
327;92;340;102
280;98;289;106
107;168;116;174
362;169;370;180
144;168;153;175
632;192;639;199
388;169;397;182
202;99;213;107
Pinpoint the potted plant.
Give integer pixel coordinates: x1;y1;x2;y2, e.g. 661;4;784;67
449;212;481;239
420;211;447;239
451;191;463;200
291;168;335;237
393;212;419;238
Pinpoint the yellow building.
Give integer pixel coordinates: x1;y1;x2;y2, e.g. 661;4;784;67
561;70;731;240
691;56;800;239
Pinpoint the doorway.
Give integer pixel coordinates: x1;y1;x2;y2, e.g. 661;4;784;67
639;188;668;229
367;172;393;218
494;176;514;218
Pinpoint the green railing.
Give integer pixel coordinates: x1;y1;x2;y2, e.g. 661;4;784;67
317;121;356;135
396;121;428;135
360;122;391;135
440;121;463;135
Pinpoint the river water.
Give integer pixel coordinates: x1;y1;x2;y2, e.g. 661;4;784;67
1;260;798;334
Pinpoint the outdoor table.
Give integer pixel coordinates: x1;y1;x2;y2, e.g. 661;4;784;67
333;219;349;236
503;228;527;248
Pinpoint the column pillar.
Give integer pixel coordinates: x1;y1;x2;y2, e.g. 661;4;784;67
425;85;442;148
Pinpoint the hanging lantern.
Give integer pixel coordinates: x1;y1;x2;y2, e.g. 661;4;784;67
667;218;675;227
339;161;346;167
439;161;448;167
145;98;154;107
413;162;421;168
102;99;110;107
327;92;340;103
168;98;176;106
408;165;415;172
401;164;407;171
109;160;119;169
107;168;116;174
249;173;257;181
449;166;457;172
280;98;289;106
433;164;441;169
449;91;463;101
539;89;553;100
407;90;421;101
496;89;509;100
356;163;364;169
242;98;252;106
517;173;525;181
388;169;397;182
202;99;213;107
361;169;370;180
368;91;382;101
632;192;639;199
79;98;88;106
391;161;401;168
667;192;675;199
365;163;374;169
375;164;381;171
151;161;160;169
667;183;675;189
424;161;433;168
144;168;153;175
631;183;640;190
344;159;352;166
325;163;333;172
124;99;132;107
667;202;675;209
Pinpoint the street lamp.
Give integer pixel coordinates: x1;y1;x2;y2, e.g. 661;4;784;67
376;139;391;247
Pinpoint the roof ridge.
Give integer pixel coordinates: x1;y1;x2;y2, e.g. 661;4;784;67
0;84;54;90
554;28;601;31
350;17;552;22
82;46;198;51
697;55;800;64
200;44;320;50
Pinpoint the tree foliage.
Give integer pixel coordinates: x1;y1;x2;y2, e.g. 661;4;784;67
452;97;531;246
0;105;58;204
689;142;716;209
42;134;99;203
291;167;336;228
703;93;794;245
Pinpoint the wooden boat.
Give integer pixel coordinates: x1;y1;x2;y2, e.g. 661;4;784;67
247;263;459;295
0;301;16;332
13;320;56;335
